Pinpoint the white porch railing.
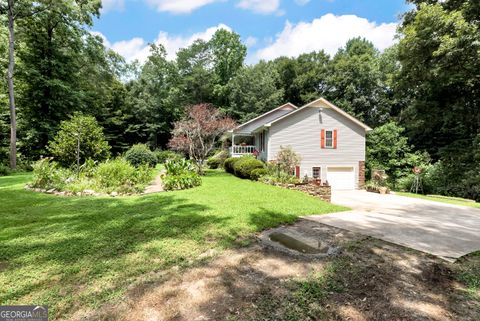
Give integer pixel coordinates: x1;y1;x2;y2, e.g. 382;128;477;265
229;145;256;157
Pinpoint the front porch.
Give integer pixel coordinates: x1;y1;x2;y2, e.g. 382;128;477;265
228;133;256;157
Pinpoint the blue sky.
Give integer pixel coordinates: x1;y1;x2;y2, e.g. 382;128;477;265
93;0;410;63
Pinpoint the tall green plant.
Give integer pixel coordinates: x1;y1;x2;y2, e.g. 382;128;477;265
48;114;110;168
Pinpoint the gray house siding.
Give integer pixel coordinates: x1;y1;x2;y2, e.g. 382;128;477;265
268;102;365;188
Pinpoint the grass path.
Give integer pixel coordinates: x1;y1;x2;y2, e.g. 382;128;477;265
397;192;480;209
0;170;346;319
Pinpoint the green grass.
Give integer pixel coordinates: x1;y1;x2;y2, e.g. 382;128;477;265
0;170;346;319
397;192;480;209
456;252;480;302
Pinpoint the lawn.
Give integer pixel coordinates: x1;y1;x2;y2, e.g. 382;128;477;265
0;170;346;319
397;192;480;209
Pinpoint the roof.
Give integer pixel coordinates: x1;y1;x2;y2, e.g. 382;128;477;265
230;103;298;133
265;97;373;131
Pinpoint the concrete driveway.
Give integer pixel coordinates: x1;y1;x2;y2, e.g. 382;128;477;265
306;190;480;261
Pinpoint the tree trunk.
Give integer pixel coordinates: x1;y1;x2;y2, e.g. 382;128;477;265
7;0;17;170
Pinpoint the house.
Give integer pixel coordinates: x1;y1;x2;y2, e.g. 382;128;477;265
228;97;372;190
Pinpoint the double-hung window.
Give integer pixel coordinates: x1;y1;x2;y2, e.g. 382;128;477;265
325;130;334;148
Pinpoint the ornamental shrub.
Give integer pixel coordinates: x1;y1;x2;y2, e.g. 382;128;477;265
31;158;71;190
162;158;201;191
232;156;265;179
224;157;240;174
250;168;267;181
125;144;157;167
48;114;110;167
94;159;154;193
207;150;228;169
163;171;201;191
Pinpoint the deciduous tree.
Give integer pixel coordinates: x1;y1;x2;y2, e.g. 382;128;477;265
169;104;235;174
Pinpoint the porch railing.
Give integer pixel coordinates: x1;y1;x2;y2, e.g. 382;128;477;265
229;145;256;157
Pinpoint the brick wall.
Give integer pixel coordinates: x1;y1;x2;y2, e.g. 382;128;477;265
358;161;365;189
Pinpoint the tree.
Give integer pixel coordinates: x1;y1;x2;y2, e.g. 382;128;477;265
209;29;246;107
127;44;183;149
176;39;215;105
326;38;392;126
366;122;429;186
227;61;284;121
48;114;110;168
396;1;480;198
168;104;235;174
15;0;102;159
275;146;301;174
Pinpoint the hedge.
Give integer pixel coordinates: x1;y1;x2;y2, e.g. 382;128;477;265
224;156;265;179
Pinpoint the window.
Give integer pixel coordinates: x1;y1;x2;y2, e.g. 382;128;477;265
325;130;333;148
259;130;266;152
312;167;321;179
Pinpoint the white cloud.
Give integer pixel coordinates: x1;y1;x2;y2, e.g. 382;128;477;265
237;0;280;14
294;0;310;5
255;14;397;61
245;36;258;47
101;0;124;13
95;24;232;63
145;0;221;14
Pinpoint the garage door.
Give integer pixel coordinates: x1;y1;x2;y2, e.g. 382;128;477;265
327;167;355;190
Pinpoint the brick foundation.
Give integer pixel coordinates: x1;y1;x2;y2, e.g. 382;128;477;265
358;161;365;189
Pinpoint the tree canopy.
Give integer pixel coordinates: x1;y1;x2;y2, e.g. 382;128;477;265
0;0;479;199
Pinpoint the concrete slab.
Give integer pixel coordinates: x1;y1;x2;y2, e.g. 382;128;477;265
305;190;480;261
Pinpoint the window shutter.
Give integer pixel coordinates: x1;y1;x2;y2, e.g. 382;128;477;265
333;129;338;149
321;129;325;149
295;166;300;178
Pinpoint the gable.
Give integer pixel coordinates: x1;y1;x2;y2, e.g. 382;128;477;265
233;103;297;134
267;98;372;132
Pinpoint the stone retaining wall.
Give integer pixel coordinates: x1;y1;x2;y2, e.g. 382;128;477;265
275;183;332;202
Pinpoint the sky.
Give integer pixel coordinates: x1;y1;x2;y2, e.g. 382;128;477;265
92;0;410;64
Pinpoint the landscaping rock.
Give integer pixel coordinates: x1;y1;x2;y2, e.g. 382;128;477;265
83;189;96;195
110;191;118;197
46;189;56;194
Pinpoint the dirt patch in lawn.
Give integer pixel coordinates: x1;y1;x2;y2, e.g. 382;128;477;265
69;219;479;321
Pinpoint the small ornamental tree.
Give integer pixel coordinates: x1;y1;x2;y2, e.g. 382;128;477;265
48;114;110;168
168;104;236;174
275;146;301;174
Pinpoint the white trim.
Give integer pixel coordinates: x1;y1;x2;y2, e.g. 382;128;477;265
266;97;372;131
232;102;297;132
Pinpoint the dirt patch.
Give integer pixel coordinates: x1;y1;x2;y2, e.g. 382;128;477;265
69;219;479;321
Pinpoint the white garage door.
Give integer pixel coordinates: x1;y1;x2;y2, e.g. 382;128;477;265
327;167;355;190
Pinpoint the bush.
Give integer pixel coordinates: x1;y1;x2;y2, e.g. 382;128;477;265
224;157;240;174
155;150;182;164
163;171;202;191
0;164;10;176
95;159;154;193
31;158;70;190
250;168;267;181
162;158;201;191
125;144;157;167
48;113;110;167
233;156;265;179
206;150;228;169
275;146;301;174
258;161;300;185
